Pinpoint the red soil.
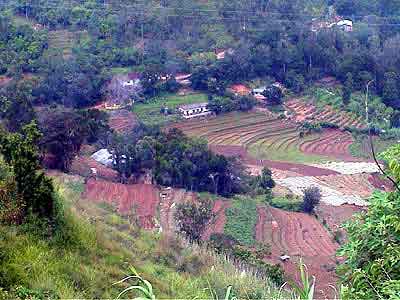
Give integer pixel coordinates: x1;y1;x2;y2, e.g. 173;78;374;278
229;84;251;95
316;204;365;234
256;206;339;298
70;156;119;181
83;179;160;229
286;99;365;130
202;200;231;240
209;145;339;177
0;76;12;86
108;109;138;134
368;173;394;192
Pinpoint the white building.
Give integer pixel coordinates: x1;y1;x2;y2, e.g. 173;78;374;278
91;149;113;167
178;102;212;119
337;20;353;32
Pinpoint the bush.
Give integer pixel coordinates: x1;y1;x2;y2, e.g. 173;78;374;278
270;197;302;212
318;122;340;129
339;192;400;299
208;233;239;253
302;187;321;213
381;128;400;140
174;198;214;243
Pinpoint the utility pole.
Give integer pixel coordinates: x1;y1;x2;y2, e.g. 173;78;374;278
365;80;400;191
365;79;374;128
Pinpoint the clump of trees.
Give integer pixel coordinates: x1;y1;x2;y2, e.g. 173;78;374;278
0;13;48;76
111;127;251;196
302;186;321;213
0;122;56;223
207;94;256;115
38;108;110;170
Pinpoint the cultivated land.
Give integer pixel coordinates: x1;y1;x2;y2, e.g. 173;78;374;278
133;93;208;126
108;109;138;134
170;110;358;165
286;98;365;129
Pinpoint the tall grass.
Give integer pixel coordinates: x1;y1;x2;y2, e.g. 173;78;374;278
0;173;291;299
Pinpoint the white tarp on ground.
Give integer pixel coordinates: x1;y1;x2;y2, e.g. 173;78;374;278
276;176;369;206
91;149;113;167
312;162;381;175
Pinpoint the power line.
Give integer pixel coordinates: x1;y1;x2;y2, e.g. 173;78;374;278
2;0;400;21
2;2;400;28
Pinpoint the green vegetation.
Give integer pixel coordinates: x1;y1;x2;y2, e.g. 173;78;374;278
338;144;400;299
249;138;331;164
224;196;258;246
307;86;394;131
269;196;303;212
349;134;398;160
0;173;287;299
133;93;208;126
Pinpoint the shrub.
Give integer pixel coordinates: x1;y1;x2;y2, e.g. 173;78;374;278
318;122;340;129
270;197;302;212
174;198;214;243
302;187;321;213
338;192;400;299
208;233;239;254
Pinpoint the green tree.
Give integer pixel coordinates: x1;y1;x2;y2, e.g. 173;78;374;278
259;167;275;190
339;144;400;299
0;122;55;220
174;197;215;243
383;72;400;109
302;186;321;213
262;85;284;105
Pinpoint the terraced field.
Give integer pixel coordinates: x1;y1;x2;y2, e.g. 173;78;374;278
256;206;339;297
286;99;365;129
48;30;76;58
171;111;355;164
108;109;138;134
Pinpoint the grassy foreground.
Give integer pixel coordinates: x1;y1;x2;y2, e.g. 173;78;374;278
0;173;287;299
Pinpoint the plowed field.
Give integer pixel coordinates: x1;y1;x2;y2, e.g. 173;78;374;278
108;109;138;134
83;179;160;229
256;206;339;298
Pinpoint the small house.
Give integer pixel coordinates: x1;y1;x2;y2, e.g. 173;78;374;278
178;102;212;119
252;87;267;101
91;149;113;167
336;20;353;32
123;72;141;87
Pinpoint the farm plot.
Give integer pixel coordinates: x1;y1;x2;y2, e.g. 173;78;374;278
70;156;119;181
209;145;339;177
133;93;208;126
108;109;138;134
172;111;355;164
286;99;365;129
83;179;160;229
256;206;339;297
202;200;231;241
275;174;376;206
298;129;357;161
316;204;365;236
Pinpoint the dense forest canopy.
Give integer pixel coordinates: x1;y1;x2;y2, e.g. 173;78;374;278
0;0;399;123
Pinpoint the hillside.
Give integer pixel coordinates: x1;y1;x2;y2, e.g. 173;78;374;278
0;172;286;299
